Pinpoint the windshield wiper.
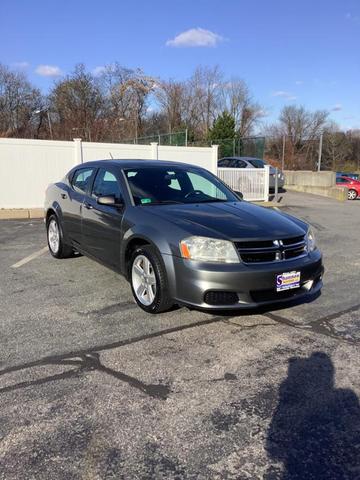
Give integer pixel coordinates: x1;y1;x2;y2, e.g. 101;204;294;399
191;198;228;203
143;200;184;205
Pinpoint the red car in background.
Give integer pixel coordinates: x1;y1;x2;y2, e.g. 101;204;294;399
337;176;360;200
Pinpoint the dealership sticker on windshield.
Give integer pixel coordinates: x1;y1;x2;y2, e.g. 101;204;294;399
141;198;152;204
276;271;301;292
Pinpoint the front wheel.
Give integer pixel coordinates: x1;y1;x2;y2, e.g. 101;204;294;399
47;214;73;258
348;189;358;200
130;246;174;313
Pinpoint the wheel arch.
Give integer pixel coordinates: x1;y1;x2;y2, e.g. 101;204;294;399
123;236;153;279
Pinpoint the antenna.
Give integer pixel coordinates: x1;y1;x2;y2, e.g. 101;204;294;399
109;152;114;159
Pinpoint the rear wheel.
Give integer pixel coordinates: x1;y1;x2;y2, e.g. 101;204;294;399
130;246;173;313
47;214;73;258
348;189;358;200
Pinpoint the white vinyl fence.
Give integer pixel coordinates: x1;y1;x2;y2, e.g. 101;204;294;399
0;138;217;208
217;166;270;201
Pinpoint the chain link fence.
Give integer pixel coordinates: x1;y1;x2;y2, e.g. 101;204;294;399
121;131;265;160
189;136;265;160
265;133;360;173
121;131;187;146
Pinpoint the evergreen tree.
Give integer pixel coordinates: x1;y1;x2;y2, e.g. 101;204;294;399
208;111;236;142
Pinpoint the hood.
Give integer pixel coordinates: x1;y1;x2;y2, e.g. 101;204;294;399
145;201;307;241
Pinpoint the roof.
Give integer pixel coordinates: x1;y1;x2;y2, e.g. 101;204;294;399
219;156;263;161
77;159;199;169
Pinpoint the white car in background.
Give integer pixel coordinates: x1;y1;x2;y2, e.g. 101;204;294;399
218;156;285;190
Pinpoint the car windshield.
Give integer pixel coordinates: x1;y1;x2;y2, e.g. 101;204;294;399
248;158;266;168
124;166;239;206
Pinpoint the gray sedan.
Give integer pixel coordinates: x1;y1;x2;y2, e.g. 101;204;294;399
45;160;322;313
218;156;285;189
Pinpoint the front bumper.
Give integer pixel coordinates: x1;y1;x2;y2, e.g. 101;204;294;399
163;250;323;310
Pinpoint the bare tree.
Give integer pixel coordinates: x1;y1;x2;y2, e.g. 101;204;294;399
0;63;42;138
264;105;329;169
184;66;223;138
220;78;263;137
98;64;155;141
154;79;186;133
49;64;104;141
322;122;352;171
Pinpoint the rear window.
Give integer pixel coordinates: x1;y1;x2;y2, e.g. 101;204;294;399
248;159;266;168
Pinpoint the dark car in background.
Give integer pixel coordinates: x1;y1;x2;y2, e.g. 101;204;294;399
336;176;360;200
45;160;322;313
218;156;285;190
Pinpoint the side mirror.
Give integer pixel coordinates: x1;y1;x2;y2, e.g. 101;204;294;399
234;190;244;200
97;195;123;207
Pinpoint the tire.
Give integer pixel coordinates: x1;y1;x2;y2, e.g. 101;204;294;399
130;245;174;314
46;214;74;259
348;189;358;200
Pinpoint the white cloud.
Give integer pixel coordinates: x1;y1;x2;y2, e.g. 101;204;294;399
331;103;342;112
35;65;62;77
166;28;224;47
257;109;270;118
92;65;107;76
295;80;303;85
12;61;30;69
272;91;297;101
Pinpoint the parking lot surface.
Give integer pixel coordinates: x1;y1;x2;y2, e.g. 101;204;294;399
1;191;360;479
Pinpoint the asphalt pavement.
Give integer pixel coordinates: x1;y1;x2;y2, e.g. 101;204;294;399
1;191;360;479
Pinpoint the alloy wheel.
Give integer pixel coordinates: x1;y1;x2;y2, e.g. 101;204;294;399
348;189;357;200
48;219;60;254
131;254;157;306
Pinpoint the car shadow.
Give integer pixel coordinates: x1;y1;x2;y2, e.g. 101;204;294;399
265;352;360;479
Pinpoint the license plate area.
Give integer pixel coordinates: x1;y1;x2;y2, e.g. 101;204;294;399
276;271;301;292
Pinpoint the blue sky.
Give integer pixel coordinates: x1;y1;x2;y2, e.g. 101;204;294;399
1;0;359;130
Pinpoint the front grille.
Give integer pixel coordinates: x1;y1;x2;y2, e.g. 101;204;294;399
235;235;306;264
204;291;239;306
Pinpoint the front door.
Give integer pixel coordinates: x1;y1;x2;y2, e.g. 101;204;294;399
62;167;96;246
81;167;124;269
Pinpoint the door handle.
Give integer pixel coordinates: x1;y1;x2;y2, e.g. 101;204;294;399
84;202;93;210
61;193;67;199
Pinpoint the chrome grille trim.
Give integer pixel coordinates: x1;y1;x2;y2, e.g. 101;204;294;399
235;235;307;263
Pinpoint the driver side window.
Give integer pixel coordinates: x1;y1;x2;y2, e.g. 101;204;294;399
92;168;122;201
187;172;227;199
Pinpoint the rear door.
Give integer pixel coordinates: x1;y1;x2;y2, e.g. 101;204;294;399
81;167;124;269
62;167;96;246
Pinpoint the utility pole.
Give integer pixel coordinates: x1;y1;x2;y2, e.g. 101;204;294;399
281;135;286;170
46;111;53;140
318;133;323;172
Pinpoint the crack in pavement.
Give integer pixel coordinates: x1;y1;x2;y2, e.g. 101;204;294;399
264;303;360;345
0;314;235;400
1;301;360;400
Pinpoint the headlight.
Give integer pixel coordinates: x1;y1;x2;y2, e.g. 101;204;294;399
180;236;240;263
306;227;316;252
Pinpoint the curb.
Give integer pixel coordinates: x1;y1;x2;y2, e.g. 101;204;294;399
0;209;43;220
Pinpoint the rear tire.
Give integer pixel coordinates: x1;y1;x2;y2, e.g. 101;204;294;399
130;245;174;314
348;189;358;200
46;214;74;259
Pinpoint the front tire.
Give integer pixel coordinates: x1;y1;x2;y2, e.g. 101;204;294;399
47;214;73;258
348;189;358;200
130;246;174;313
